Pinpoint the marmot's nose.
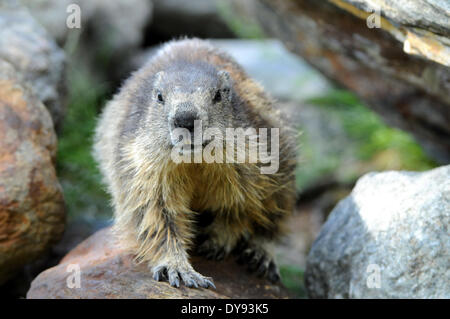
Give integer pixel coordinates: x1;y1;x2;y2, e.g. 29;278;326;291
173;111;199;132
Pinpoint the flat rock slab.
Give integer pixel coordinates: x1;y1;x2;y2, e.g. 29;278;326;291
27;227;292;299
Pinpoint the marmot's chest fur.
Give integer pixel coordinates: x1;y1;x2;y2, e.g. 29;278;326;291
93;38;297;289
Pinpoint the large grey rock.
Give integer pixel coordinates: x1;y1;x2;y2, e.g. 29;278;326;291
344;0;450;37
0;0;66;129
21;0;153;82
305;165;450;298
21;0;153;51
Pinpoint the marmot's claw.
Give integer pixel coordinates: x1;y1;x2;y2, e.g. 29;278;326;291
236;245;280;283
152;265;168;281
215;248;226;261
152;264;215;289
168;269;180;287
267;260;280;283
197;240;227;261
204;278;216;289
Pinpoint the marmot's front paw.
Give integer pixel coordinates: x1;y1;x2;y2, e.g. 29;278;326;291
152;263;215;289
236;244;281;283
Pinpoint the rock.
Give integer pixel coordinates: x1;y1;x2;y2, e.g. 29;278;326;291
18;0;74;43
21;0;153;82
0;217;109;298
27;227;292;299
0;60;65;285
229;0;450;163
0;0;66;129
149;0;234;40
51;218;111;260
343;0;450;41
305;165;450;298
22;0;153;50
81;0;153;58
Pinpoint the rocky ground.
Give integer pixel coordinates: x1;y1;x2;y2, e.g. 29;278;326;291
27;227;292;299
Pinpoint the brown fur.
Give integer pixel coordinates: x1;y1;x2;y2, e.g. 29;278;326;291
93;38;297;288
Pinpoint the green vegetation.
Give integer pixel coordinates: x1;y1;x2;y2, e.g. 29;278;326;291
280;265;306;298
216;0;265;39
295;130;342;190
294;89;436;190
57;42;111;221
306;89;436;168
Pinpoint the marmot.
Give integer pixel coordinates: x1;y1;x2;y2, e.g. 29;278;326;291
93;38;297;288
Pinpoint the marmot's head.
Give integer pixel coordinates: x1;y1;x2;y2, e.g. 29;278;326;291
140;60;237;148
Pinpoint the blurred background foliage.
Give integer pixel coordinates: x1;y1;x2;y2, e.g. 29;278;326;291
57;41;111;222
297;90;435;190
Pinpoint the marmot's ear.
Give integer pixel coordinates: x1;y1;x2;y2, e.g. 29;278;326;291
218;70;231;89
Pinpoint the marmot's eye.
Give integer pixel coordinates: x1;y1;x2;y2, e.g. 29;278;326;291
157;91;164;103
213;90;221;103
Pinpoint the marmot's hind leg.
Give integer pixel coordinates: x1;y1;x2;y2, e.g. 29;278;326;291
194;214;281;283
194;213;243;261
234;237;281;283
